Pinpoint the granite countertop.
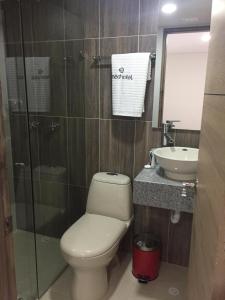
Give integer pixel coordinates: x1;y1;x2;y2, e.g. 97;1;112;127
133;167;195;213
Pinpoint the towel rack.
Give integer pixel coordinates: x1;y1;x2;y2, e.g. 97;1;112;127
92;53;156;65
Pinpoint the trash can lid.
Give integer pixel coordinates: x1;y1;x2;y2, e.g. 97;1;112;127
134;233;160;251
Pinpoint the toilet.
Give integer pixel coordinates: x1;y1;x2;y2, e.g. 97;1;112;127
60;172;133;300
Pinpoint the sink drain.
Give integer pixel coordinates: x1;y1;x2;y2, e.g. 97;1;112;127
168;287;180;296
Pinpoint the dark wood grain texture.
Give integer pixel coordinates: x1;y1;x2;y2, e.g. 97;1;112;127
187;94;225;300
31;0;64;41
187;2;225;296
134;122;161;176
36;181;68;237
100;119;135;178
82;0;99;39
175;130;200;148
204;0;225;95
1;0;21;43
84;39;100;118
100;0;139;37
140;0;160;35
68;185;88;225
168;212;193;267
68;117;86;187
63;0;84;40
0;83;17;300
85;119;99;186
65;40;85;117
32;42;67;117
34;116;68;184
10;114;32;173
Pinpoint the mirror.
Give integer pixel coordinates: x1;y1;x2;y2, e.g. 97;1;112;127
152;0;212;129
162;31;209;130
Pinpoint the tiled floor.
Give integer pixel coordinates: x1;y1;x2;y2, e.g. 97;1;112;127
40;253;188;300
14;230;66;299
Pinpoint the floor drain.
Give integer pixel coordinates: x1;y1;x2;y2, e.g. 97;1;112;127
168;287;180;296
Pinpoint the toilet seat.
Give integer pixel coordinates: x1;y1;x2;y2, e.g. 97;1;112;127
60;213;127;259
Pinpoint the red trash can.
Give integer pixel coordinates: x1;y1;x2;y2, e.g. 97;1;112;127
132;233;161;283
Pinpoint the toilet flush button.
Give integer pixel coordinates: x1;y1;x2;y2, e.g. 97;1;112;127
168;287;180;296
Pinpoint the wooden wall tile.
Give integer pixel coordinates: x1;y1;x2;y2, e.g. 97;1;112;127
134;122;161;176
31;0;64;41
205;1;225;94
140;0;160;35
175;130;200;148
68;118;86;187
85;119;99;186
65;40;85;117
168;213;193;267
84;39;100;118
100;0;139;37
100;119;135;178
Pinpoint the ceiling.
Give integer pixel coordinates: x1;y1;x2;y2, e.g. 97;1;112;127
159;0;212;28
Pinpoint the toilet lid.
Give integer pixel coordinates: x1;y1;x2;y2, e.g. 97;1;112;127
60;213;127;258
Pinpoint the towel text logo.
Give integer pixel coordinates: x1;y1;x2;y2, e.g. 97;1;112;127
112;67;133;80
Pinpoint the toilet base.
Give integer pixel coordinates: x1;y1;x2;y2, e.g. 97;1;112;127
71;266;108;300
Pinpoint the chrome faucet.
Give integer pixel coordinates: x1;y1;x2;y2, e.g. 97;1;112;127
162;120;180;147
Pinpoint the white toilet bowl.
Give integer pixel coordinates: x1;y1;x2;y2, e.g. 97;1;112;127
60;172;133;300
62;241;118;300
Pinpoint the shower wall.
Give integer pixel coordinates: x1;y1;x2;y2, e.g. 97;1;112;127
4;0;95;237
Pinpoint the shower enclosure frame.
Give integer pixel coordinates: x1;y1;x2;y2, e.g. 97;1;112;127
0;86;17;300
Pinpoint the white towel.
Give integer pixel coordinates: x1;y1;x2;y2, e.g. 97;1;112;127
5;57;50;112
112;52;151;117
25;57;50;112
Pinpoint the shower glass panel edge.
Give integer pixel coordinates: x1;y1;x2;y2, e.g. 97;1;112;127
0;0;38;299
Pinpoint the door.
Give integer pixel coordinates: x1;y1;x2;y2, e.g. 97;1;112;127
187;0;225;299
0;82;16;300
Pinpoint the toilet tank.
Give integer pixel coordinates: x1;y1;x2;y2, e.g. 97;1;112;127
86;172;132;221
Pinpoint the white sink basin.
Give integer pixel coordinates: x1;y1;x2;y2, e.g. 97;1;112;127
154;147;199;181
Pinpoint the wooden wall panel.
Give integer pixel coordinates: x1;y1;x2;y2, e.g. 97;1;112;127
187;1;225;298
187;95;225;300
0;82;16;300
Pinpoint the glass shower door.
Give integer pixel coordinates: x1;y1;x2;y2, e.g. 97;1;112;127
19;0;68;296
2;0;86;298
1;0;38;299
